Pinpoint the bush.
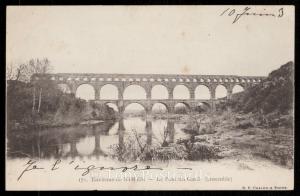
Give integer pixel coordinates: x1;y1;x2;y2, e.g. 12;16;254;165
253;144;294;168
109;133;188;162
109;135;143;162
188;142;221;161
236;120;254;129
151;144;188;161
199;124;216;134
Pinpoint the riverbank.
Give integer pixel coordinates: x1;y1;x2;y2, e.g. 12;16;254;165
148;111;294;169
8;118;110;132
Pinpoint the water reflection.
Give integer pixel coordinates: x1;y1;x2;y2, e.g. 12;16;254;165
7;117;188;160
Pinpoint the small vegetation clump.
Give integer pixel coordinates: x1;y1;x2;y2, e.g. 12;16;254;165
151;144;188;161
109;129;223;163
187;142;222;161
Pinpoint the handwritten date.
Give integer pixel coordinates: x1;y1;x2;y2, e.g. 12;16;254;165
220;7;284;24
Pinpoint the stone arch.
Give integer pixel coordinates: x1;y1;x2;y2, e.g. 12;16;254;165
123;102;147;115
195;102;211;113
100;84;119;100
123;85;147;100
151;102;169;113
174;102;190;114
232;84;245;94
194;85;211;99
173;85;190;99
151;84;169;99
75;84;95;100
57;83;71;94
123;105;147;130
215;84;228;99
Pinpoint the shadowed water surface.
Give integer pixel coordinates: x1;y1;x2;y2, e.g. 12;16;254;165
7;117;189;161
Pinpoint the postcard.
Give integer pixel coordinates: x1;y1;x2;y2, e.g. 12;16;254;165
6;5;294;190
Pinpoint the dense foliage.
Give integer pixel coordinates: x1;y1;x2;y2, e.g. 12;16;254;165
219;61;294;115
7;80;116;129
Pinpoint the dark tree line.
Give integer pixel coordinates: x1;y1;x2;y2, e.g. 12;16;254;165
6;58;116;130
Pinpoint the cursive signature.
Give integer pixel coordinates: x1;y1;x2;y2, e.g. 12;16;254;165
220;7;284;24
17;159;192;181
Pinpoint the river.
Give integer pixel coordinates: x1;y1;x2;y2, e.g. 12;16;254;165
6;117;190;160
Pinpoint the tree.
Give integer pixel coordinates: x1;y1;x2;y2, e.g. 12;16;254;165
6;58;53;113
6;62;29;82
6;58;52;83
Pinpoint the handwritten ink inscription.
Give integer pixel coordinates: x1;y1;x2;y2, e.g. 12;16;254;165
17;159;192;181
220;7;284;24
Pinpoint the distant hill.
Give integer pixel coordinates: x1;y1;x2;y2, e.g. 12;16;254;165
221;61;294;115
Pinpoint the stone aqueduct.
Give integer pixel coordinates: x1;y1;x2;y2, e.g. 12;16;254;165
31;73;266;113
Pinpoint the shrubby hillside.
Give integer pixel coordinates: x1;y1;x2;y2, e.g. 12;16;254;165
217;61;294;127
232;61;294;115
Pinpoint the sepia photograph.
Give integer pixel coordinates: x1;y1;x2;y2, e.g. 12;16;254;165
5;5;294;190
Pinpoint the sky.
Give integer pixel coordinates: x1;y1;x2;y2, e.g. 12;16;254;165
6;6;294;105
7;6;294;77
